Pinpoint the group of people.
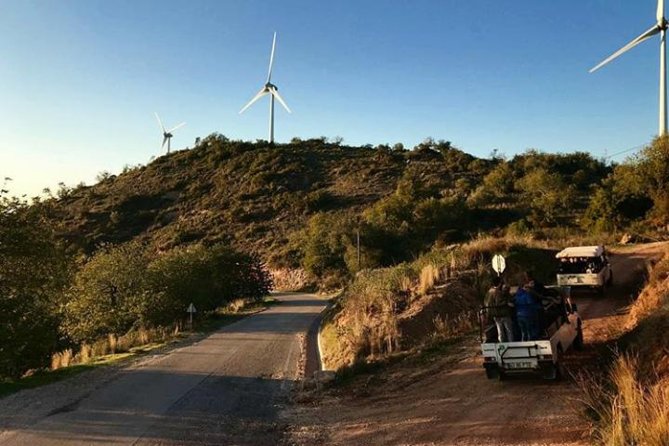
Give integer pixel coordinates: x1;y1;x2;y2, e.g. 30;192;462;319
484;272;566;343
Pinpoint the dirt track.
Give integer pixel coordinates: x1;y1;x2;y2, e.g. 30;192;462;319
286;243;667;446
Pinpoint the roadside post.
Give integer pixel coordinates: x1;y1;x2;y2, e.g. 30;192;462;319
187;302;197;330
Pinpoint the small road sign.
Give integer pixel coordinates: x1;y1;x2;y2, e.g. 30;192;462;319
187;303;197;328
492;254;506;276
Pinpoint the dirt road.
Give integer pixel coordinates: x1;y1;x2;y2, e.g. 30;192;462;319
286;243;667;446
0;293;326;446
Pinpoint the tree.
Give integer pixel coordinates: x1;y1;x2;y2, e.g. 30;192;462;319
63;242;150;342
0;194;72;378
516;168;576;225
301;213;352;280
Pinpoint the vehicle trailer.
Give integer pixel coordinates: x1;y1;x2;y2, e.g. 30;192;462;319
480;286;583;380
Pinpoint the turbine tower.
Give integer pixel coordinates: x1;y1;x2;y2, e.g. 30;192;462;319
239;32;291;143
590;0;668;136
154;112;185;154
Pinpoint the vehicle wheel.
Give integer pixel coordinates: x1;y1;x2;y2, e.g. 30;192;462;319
607;270;614;286
484;366;500;380
598;285;605;296
555;348;568;381
498;369;506;381
573;324;584;351
541;363;558;380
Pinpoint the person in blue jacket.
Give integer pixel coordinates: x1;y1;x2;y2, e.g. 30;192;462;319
514;286;541;341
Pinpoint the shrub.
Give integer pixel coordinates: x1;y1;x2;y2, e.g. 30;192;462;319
63;242;151;342
65;242;272;342
0;195;72;378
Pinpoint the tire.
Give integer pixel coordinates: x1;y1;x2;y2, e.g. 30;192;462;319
541;362;558;380
597;285;605;296
542;348;565;381
607;270;614;286
573;324;584;351
555;348;568;381
484;365;500;380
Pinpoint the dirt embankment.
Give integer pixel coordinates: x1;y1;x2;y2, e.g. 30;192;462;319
285;242;667;446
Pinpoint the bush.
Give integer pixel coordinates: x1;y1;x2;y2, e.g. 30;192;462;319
0;196;72;378
63;242;151;342
64;242;273;342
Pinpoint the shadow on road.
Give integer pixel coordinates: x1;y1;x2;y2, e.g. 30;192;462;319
2;372;291;446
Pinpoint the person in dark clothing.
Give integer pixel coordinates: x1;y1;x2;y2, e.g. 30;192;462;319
514;286;541;341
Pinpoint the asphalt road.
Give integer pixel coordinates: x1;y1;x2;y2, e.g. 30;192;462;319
0;293;326;446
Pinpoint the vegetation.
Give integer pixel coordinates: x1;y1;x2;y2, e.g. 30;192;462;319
6;133;669;384
39;136;616;287
0;183;272;380
320;236;558;369
0;194;72;379
63;242;272;343
581;251;669;446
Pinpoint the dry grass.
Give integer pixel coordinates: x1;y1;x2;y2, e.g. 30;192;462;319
49;325;176;371
582;354;669;446
418;264;440;295
580;249;669;445
322;236;559;370
431;310;477;341
626;255;669;329
50;349;73;370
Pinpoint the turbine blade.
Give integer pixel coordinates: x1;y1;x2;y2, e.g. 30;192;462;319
267;32;277;83
659;0;665;22
154;112;166;132
239;87;269;114
168;122;186;133
590;24;660;73
270;88;291;113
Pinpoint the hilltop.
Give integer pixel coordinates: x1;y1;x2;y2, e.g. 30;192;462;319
44;135;610;278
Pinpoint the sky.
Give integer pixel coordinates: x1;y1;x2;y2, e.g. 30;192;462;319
0;0;664;197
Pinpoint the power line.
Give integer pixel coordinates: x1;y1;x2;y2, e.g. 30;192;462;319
602;143;647;160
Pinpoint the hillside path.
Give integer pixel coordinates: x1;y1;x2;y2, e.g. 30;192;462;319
0;293;326;446
286;243;667;446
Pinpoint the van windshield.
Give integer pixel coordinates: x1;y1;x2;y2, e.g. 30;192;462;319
558;256;604;274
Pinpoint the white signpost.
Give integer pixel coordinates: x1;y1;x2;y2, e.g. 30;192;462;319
187;302;197;329
492;254;506;276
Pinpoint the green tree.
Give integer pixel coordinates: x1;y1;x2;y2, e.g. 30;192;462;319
0;194;72;378
301;213;353;280
64;242;150;342
516;168;576;225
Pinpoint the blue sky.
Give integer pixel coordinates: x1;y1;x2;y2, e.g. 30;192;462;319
0;0;663;196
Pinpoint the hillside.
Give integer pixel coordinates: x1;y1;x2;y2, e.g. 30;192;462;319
45;135;608;276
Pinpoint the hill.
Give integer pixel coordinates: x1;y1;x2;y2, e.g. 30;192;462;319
44;135;610;282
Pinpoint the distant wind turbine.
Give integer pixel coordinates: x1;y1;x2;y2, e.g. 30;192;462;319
590;0;668;136
239;32;291;143
154;112;186;154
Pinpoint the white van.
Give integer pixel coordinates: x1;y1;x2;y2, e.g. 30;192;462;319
556;245;612;294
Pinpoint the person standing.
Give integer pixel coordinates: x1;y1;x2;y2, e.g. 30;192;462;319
484;276;515;342
514;286;541;341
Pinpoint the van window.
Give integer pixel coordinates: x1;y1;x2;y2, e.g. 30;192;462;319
558;257;603;274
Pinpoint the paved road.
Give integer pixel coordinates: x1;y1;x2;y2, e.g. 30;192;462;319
0;293;326;446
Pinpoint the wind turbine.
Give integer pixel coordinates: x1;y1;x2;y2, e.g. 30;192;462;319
239;32;291;143
590;0;668;136
154;112;186;154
